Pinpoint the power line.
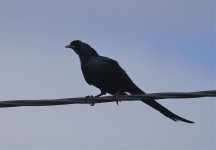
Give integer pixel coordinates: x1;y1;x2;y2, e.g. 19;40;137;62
0;90;215;108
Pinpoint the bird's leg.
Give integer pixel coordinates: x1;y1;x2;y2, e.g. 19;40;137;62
85;95;94;106
95;91;106;97
113;90;121;106
86;91;106;106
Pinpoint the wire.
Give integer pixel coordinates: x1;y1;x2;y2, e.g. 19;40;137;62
0;90;215;108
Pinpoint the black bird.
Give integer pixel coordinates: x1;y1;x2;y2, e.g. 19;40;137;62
65;40;194;123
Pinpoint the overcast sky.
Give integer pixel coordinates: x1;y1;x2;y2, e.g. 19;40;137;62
0;0;215;150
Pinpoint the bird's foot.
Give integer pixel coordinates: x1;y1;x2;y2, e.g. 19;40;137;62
113;89;123;106
112;95;120;106
85;95;95;106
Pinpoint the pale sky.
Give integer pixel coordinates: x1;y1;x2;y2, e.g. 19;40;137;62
0;0;215;150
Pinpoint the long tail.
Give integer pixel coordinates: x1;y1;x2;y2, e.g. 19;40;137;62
129;85;194;123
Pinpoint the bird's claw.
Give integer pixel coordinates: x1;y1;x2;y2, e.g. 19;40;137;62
116;101;119;106
112;95;120;106
85;95;95;106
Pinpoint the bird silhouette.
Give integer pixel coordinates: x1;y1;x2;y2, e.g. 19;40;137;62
65;40;194;123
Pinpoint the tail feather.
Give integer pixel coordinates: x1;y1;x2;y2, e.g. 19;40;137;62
128;85;194;123
143;100;194;123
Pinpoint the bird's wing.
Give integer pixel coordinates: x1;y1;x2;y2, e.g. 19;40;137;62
81;56;124;86
99;56;137;88
99;56;119;66
99;56;129;78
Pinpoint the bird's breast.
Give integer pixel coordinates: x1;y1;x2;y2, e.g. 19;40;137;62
81;60;104;84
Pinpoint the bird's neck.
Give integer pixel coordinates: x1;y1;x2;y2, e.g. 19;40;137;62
79;55;89;66
78;47;99;67
79;53;98;67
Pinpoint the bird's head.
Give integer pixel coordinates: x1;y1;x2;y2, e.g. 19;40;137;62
65;40;82;54
65;40;98;56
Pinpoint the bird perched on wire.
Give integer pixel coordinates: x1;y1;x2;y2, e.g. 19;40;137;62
65;40;194;123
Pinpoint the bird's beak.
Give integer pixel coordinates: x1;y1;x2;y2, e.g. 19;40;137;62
65;45;72;48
